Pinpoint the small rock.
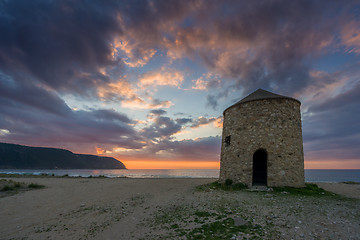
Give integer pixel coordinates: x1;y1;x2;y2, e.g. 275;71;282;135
80;203;86;207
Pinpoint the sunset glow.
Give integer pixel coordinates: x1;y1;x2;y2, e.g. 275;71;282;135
122;160;220;170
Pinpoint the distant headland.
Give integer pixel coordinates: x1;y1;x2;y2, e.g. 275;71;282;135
0;142;126;169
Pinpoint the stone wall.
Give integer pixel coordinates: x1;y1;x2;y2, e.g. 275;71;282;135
219;98;305;187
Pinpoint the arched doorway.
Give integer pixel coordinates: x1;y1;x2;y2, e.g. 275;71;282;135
252;149;267;185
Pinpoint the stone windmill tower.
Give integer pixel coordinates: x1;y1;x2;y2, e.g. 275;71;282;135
219;89;304;187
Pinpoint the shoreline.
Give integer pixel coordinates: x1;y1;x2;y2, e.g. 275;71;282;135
1;169;359;183
1;177;359;239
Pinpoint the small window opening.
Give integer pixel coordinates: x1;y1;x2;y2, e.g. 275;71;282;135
225;136;231;146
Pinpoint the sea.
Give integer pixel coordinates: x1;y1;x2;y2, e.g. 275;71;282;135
0;169;360;183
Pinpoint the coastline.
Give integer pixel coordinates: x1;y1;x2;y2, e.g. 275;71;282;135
1;177;359;239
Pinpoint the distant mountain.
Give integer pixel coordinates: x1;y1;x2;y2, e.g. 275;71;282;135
0;142;126;169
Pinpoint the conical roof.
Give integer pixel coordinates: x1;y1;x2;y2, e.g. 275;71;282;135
224;89;300;113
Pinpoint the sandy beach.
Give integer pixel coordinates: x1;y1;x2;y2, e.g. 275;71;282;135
0;177;359;240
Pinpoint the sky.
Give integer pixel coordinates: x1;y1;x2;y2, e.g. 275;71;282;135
0;0;360;169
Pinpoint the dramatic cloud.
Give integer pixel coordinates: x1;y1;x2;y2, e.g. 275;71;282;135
140;116;183;141
0;72;72;116
0;72;144;153
0;100;145;153
0;0;124;95
112;136;221;162
113;39;157;68
0;0;359;168
298;62;360;164
166;1;336;90
149;136;221;160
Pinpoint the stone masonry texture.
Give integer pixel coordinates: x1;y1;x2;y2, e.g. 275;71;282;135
219;96;305;187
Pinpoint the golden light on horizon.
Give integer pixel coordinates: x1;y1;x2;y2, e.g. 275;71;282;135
304;160;360;169
120;159;360;170
122;160;220;169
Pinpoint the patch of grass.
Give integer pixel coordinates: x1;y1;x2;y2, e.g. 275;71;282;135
225;179;233;186
28;183;45;189
341;181;360;185
0;179;21;191
170;224;179;229
0;173;114;178
0;173;52;178
194;211;213;218
154;205;188;225
88;175;108;178
148;195;277;239
186;217;263;240
0;179;45;194
272;183;340;198
196;181;248;192
1;185;14;191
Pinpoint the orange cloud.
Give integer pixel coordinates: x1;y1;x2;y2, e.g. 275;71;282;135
112;38;157;67
213;117;223;128
192;77;207;90
191;72;222;91
122;97;173;109
96;147;105;155
97;80;135;100
138;69;184;88
97;78;173;109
